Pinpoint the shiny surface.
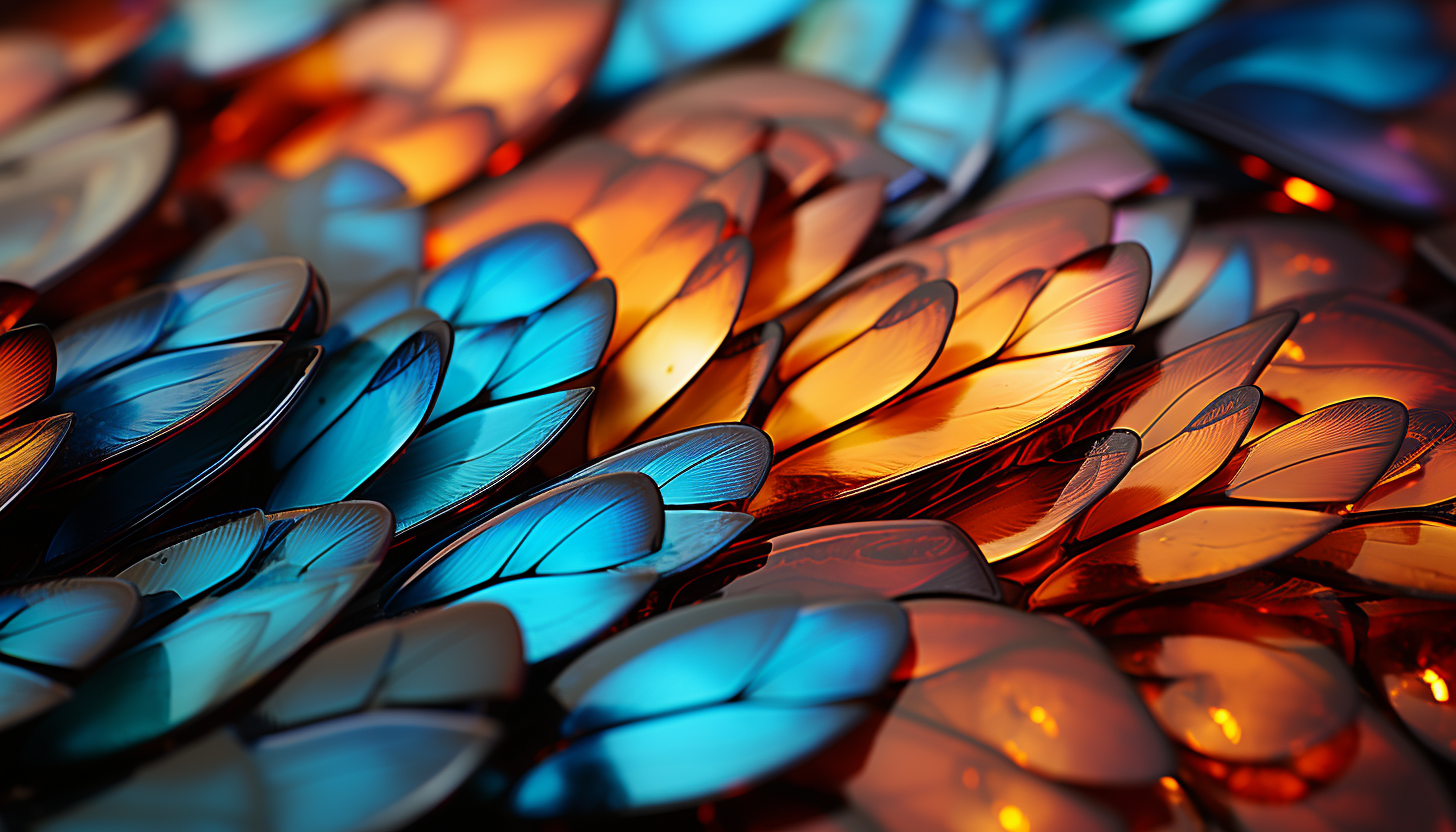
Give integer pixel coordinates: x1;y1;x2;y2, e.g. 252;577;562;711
570;423;773;505
0;324;55;423
589;238;750;456
942;431;1140;562
422;223;595;328
487;279;613;400
1284;520;1456;600
1031;507;1341;608
1112;632;1358;762
606;202;726;356
921;195;1111;387
1078;386;1259;540
31;502;390;762
751;346;1130;518
1225;397;1407;503
896;599;1174;786
50;340;279;479
764;280;954;453
362;389;591;534
0;414;70;517
47;347;320;566
636;323;782;442
720;521;1000;601
1000;243;1150;359
572;158;711;275
737;177;884;333
269;324;446;511
778;262;928;383
1259;294;1456;415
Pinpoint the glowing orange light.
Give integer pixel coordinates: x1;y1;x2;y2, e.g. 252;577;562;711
1422;668;1449;702
486;140;523;176
1282;177;1335;211
998;805;1030;832
1210;707;1242;743
1240;155;1273;179
1160;776;1180;791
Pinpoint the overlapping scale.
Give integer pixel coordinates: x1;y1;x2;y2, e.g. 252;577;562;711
116;511;266;614
1112;630;1359;762
715;520;1000;601
422;222;596;328
635;323;782;442
571;423;773;506
515;593;905;815
487;279;613;400
1031;507;1341;608
979;112;1157;213
999;242;1150;359
0;112;174;292
30;501;391;763
1219;396;1407;504
895;598;1173;787
257;603;522;731
751;346;1130;519
0;413;70;517
0;324;56;423
47;347;320;567
606;202;726;356
589;239;750;456
937;430;1140;563
48;339;279;481
180;159;422;311
361;388;591;535
384;473;665;661
737;177;884;333
764;280;954;453
268;324;447;512
39;712;498;832
572;158;711;275
1076;386;1260;541
1283;519;1456;601
1257;294;1456;415
1137;0;1455;215
52;286;170;390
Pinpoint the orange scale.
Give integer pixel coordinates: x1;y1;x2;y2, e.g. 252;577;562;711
912;269;1046;394
1110;632;1357;764
895;600;1173;788
736;176;885;334
1060;313;1294;458
776;243;946;346
940;431;1140;564
588;237;750;458
827;710;1126;832
1214;216;1403;314
333;3;457;95
1356;415;1456;512
429;0;613;141
1077;387;1260;542
0;325;55;424
764;281;954;455
427;137;632;266
716;520;994;602
1217;397;1408;504
0;413;70;517
778;261;930;383
1257;294;1456;415
1283;519;1456;601
1029;506;1340;609
608;108;766;174
748;346;1130;521
917;195;1112;388
621;67;885;135
572;157;711;276
698;154;767;235
1194;708;1455;832
606;201;727;358
635;322;782;443
0;36;68;136
1361;598;1456;764
764;125;838;199
999;243;1151;360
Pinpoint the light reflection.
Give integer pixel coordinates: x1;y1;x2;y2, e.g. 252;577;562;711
1423;668;1449;703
